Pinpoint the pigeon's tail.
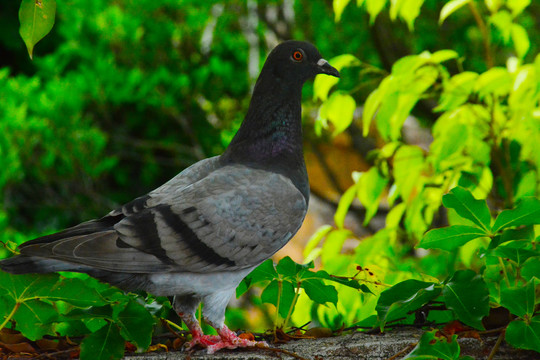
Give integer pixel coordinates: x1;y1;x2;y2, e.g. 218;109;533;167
0;255;91;274
0;255;151;292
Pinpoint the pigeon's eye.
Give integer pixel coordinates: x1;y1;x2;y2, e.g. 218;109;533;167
292;50;304;62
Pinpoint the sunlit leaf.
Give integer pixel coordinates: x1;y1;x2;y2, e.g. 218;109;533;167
303;225;333;261
442;270;489;330
511;24;530;58
492;197;540;232
430;49;459;64
333;0;352;22
318;91;356;135
474;67;512;98
398;0;425;31
442;187;491;232
490;10;512;42
435;72;478;112
507;0;531;17
419;225;486;251
334;184;358;229
19;0;57;59
439;0;470;24
366;0;388;24
505;316;540;353
355;167;389;225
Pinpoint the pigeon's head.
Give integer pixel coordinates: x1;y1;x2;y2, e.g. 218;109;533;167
264;40;340;84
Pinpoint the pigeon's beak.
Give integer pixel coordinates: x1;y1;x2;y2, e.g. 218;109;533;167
316;59;340;78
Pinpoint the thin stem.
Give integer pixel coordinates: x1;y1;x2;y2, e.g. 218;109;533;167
273;279;282;336
498;257;511;288
468;1;494;68
284;281;302;329
487;328;506;360
0;302;20;331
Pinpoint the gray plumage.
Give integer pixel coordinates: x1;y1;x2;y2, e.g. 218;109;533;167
1;40;339;352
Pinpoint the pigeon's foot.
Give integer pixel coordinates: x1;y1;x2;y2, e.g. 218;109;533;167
205;326;268;354
185;325;268;354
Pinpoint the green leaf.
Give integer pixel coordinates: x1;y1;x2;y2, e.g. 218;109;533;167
245;259;277;283
366;0;387;24
303;225;333;262
435;72;478;112
507;0;531;16
363;77;391;136
13;299;57;340
47;278;107;307
398;0;425;31
511;24;530;59
318;91;356;135
439;0;470;24
377;280;441;327
334;185;358;228
492;197;540;232
403;330;460;360
80;322;125;360
302;279;338;305
522;257;540;281
491;10;512;42
276;256;309;278
474;67;512;98
261;280;296;319
442;187;491;232
393;145;425;204
18;0;57;59
442;270;489;330
500;280;536;317
418;225;487;251
355;168;389;225
505;316;540;353
114;299;154;350
333;0;352;22
430;49;459;64
493;241;538;266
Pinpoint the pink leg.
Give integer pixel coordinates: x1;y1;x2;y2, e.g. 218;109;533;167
206;325;269;354
179;312;220;349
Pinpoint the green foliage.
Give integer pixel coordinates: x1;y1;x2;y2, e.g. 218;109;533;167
1;0;540;358
403;330;463;360
239;256;368;329
0;272;169;359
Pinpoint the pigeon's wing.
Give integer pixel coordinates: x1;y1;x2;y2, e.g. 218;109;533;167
114;163;308;272
17;156;223;272
19;161;307;274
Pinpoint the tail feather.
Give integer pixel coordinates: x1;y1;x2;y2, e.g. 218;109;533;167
0;255;93;274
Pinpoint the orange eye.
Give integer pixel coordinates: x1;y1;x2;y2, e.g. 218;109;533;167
292;50;303;61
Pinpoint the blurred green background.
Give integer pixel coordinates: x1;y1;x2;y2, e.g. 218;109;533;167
1;0;538;243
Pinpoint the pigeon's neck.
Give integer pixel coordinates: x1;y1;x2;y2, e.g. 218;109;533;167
221;75;309;201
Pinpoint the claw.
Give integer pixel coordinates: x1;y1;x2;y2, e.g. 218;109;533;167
205;326;269;354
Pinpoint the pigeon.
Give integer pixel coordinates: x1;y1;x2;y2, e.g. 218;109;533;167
0;40;339;353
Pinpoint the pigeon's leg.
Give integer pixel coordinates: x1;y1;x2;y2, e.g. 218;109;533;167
202;290;269;354
205;324;268;354
173;295;220;349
